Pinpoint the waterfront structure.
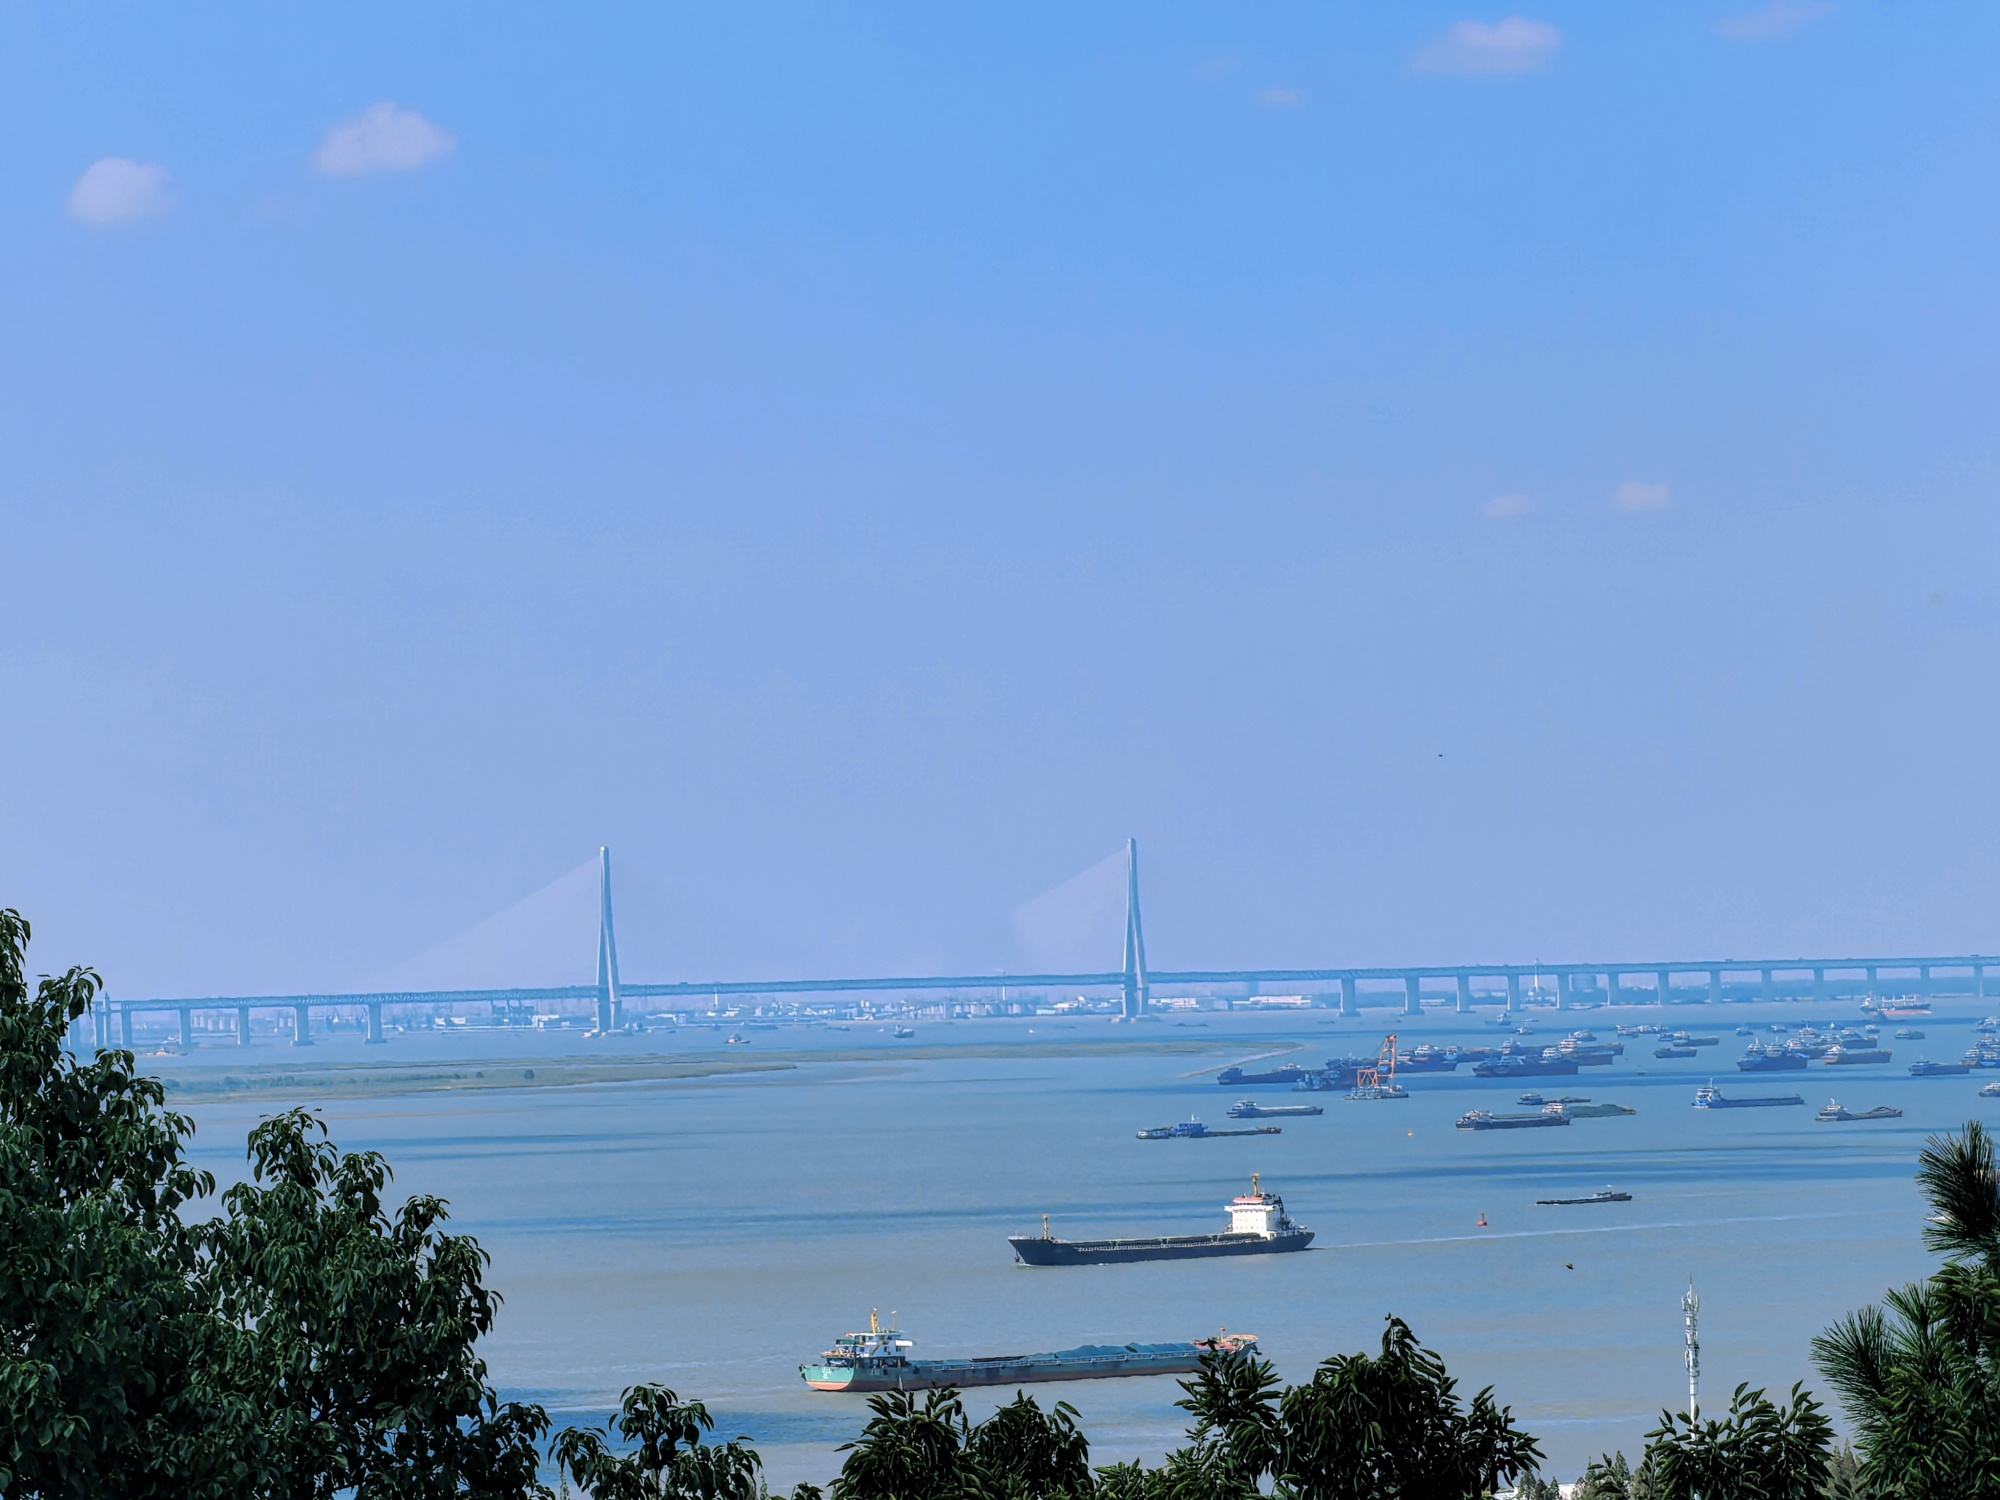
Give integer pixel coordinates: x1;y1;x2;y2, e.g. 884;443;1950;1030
88;840;2000;1046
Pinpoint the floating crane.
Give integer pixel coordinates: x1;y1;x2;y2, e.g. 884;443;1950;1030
1347;1034;1407;1100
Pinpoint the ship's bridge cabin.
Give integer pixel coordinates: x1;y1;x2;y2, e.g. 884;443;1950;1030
1228;1175;1289;1238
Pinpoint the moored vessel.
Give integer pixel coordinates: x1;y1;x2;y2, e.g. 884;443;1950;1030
1909;1060;1971;1077
1536;1188;1631;1205
1009;1177;1314;1266
1457;1105;1572;1131
1226;1099;1323;1119
1824;1045;1892;1066
800;1312;1260;1392
1816;1100;1902;1122
1694;1084;1804;1108
1136;1118;1282;1140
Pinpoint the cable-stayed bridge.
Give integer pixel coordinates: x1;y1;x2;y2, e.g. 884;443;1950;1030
91;842;2000;1048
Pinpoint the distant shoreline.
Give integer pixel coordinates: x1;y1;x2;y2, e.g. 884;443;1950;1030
151;1035;1234;1102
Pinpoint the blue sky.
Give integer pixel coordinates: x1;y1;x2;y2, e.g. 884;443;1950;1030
6;3;2000;996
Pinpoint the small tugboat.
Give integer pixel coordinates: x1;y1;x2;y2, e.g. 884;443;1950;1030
725;1034;750;1045
1536;1188;1632;1206
892;1026;916;1039
1010;1176;1314;1265
801;1311;1260;1391
1981;1081;2000;1098
1816;1100;1903;1122
1226;1099;1323;1119
1136;1118;1282;1140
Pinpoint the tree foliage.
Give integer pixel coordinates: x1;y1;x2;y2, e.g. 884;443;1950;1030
828;1387;1092;1500
1637;1383;1832;1500
0;908;250;1499
0;909;550;1500
201;1108;552;1499
1813;1122;2000;1500
554;1385;764;1500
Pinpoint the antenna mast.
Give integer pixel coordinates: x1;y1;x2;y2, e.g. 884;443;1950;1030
1683;1279;1701;1421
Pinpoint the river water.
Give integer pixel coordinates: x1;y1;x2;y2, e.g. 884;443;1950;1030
163;1006;1979;1487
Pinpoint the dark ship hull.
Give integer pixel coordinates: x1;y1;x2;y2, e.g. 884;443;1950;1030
1009;1229;1315;1266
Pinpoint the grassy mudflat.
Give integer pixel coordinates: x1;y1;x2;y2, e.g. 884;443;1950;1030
146;1031;1272;1102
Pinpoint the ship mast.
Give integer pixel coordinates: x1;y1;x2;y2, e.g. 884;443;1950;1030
1682;1279;1701;1422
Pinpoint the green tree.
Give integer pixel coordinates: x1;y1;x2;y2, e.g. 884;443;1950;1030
1813;1122;2000;1499
1638;1383;1832;1500
0;908;553;1500
1083;1324;1539;1500
201;1108;552;1499
1273;1318;1541;1499
965;1393;1092;1500
1576;1451;1654;1500
553;1385;764;1500
0;909;251;1499
830;1388;976;1500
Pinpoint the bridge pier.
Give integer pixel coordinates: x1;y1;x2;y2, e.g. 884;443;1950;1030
238;1004;252;1047
1761;968;1775;1002
1403;976;1422;1017
1456;973;1474;1014
367;1001;386;1044
119;1005;133;1048
1656;969;1672;1004
1919;965;1932;999
293;1003;313;1046
1866;966;1878;998
1340;977;1359;1017
1506;973;1521;1012
1813;967;1827;1002
1605;970;1621;1005
1709;967;1724;1004
1979;964;1988;1002
179;1008;193;1048
1556;972;1572;1010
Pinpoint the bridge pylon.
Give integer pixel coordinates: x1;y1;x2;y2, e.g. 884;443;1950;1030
596;846;622;1032
1122;837;1148;1019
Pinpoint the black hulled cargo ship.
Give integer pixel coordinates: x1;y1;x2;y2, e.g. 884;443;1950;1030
1010;1176;1313;1266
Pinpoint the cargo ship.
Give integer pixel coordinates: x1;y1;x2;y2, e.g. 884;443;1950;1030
1009;1176;1313;1265
1737;1046;1808;1072
1695;1084;1804;1108
1457;1105;1572;1130
1215;1062;1314;1087
800;1312;1260;1392
1909;1060;1972;1077
1471;1050;1581;1079
1824;1045;1892;1066
1136;1118;1282;1140
1227;1099;1324;1119
1817;1100;1903;1122
1536;1188;1631;1205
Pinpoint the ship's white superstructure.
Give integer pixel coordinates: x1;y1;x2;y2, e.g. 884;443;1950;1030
1226;1175;1298;1238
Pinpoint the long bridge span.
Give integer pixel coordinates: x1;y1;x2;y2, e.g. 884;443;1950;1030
88;844;2000;1047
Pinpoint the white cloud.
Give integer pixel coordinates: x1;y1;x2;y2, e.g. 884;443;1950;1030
1414;17;1562;76
314;103;457;177
67;158;171;226
1715;1;1833;41
1258;87;1305;107
1614;481;1671;512
1482;492;1538;519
